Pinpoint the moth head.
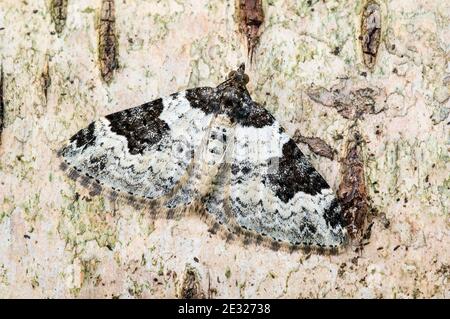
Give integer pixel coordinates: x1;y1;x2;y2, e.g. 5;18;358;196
227;63;249;87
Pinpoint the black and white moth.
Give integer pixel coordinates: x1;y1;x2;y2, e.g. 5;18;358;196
58;64;347;250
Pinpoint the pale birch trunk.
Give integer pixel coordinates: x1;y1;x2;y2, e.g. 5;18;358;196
0;0;448;298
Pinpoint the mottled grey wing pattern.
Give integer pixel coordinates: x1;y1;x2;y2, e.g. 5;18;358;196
59;64;347;250
203;104;347;248
59;89;214;201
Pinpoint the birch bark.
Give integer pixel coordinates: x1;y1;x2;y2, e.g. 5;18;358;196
0;0;448;298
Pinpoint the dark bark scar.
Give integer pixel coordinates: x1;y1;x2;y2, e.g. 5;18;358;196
293;132;336;160
41;58;51;104
99;0;119;83
237;0;265;63
337;132;371;247
179;264;204;299
360;1;381;69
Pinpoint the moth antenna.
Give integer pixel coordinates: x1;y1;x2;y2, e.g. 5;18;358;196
237;63;245;73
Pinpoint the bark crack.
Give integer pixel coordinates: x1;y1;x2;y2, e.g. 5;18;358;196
98;0;118;83
237;0;264;62
337;132;371;246
360;1;381;69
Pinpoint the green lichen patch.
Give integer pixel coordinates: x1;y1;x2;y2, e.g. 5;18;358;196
49;0;68;34
58;193;118;253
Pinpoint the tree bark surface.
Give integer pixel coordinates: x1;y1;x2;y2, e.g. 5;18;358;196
0;0;448;298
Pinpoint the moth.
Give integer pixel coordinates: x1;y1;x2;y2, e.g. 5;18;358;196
58;64;347;250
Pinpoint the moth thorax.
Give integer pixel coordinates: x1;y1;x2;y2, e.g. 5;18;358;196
195;118;232;195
